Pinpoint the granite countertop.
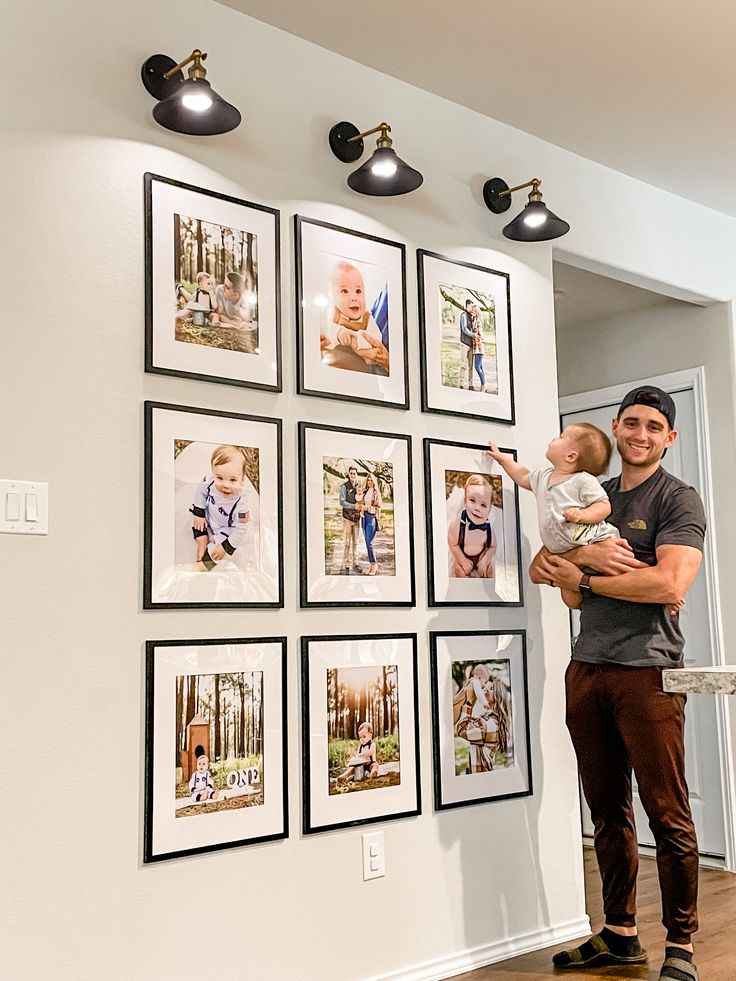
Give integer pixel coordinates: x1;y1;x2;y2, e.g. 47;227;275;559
662;666;736;695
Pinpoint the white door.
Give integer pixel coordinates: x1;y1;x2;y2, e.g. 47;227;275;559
561;386;726;859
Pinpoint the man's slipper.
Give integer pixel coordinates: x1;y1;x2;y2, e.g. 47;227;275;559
552;931;648;969
659;950;698;980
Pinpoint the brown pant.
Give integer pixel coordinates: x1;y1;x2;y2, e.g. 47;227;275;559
565;660;698;945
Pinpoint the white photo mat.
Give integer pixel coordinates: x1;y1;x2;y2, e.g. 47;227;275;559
302;635;420;833
147;174;279;389
425;439;521;605
297;217;407;407
432;632;531;810
419;251;513;422
300;423;414;605
146;402;281;607
145;639;287;861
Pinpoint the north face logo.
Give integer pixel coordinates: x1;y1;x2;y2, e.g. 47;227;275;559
628;519;647;530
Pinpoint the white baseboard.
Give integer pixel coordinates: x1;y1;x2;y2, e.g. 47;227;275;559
366;916;592;981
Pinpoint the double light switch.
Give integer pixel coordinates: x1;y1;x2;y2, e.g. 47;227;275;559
1;480;48;534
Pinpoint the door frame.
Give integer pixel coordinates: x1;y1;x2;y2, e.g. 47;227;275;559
559;365;736;871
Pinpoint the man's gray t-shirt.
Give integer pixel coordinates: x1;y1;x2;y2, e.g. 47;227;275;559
573;467;706;668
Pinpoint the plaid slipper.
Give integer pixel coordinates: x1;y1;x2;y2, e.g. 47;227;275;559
659;951;699;980
552;931;648;969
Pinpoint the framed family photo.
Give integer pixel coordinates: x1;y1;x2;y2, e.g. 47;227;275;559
298;422;415;607
430;630;531;811
424;438;522;606
418;250;514;423
145;173;281;391
301;634;420;834
144;637;287;862
295;216;409;409
144;401;283;609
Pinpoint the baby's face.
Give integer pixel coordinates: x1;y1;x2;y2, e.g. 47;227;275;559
546;427;579;467
358;726;372;743
465;484;492;523
196;756;209;773
331;267;366;321
199;275;214;291
213;458;245;497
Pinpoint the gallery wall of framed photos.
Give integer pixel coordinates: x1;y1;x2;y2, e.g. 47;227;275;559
139;166;549;861
138;164;557;862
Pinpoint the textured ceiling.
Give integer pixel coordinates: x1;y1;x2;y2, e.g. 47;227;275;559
218;0;736;216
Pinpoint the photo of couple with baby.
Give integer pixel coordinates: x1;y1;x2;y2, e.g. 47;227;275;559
173;211;258;355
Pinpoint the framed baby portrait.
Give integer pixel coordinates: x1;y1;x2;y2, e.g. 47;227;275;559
301;633;421;834
145;173;281;391
298;422;415;607
294;215;409;409
144;637;288;862
418;250;514;423
430;630;532;811
424;437;522;607
144;401;283;609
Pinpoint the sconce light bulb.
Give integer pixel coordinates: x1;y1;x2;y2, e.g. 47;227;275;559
182;91;214;112
523;211;547;228
371;159;398;178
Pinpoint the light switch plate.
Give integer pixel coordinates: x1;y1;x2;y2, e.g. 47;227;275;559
362;830;385;880
0;479;49;535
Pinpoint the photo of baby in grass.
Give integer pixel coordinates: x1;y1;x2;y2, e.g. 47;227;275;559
173;211;258;355
451;658;513;776
327;664;400;795
174;670;264;818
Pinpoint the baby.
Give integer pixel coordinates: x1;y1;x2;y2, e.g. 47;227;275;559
189;754;218;803
447;474;496;579
321;260;383;355
190;444;251;572
176;271;219;324
336;721;379;782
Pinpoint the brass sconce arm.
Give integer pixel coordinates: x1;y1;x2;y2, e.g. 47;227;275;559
163;49;208;80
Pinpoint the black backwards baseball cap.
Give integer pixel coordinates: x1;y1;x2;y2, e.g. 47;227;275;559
617;385;676;429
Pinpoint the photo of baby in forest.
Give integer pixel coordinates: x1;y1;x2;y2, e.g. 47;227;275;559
451;658;513;776
173;439;260;573
445;470;503;579
327;664;400;795
438;283;498;394
175;670;264;818
322;456;395;577
173;212;258;355
318;251;390;377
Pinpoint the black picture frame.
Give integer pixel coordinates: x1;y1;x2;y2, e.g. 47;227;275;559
144;636;288;863
429;629;532;812
298;421;416;607
417;249;514;423
294;215;409;409
301;633;421;834
424;437;523;607
144;400;284;609
145;172;281;392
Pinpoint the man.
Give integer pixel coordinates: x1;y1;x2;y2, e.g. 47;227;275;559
532;386;705;981
214;272;253;327
459;298;475;388
339;465;361;574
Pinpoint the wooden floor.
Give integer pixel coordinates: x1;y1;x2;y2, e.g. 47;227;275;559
459;849;736;980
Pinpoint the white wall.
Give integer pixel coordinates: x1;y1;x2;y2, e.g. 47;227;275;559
4;2;736;980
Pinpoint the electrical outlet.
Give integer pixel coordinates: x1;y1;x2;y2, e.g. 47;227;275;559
362;830;385;880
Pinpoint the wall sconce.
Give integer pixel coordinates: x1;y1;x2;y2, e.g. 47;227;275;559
328;121;423;196
141;50;241;136
483;177;570;241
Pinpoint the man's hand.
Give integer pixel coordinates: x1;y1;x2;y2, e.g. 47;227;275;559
568;538;646;575
355;334;389;371
535;552;583;591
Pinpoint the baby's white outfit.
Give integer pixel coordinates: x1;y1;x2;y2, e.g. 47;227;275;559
529;467;619;554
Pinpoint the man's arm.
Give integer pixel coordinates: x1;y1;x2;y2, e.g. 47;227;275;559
536;543;702;605
338;483;348;509
530;538;646;582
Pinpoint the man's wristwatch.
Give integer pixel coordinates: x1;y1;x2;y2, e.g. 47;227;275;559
578;573;593;595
